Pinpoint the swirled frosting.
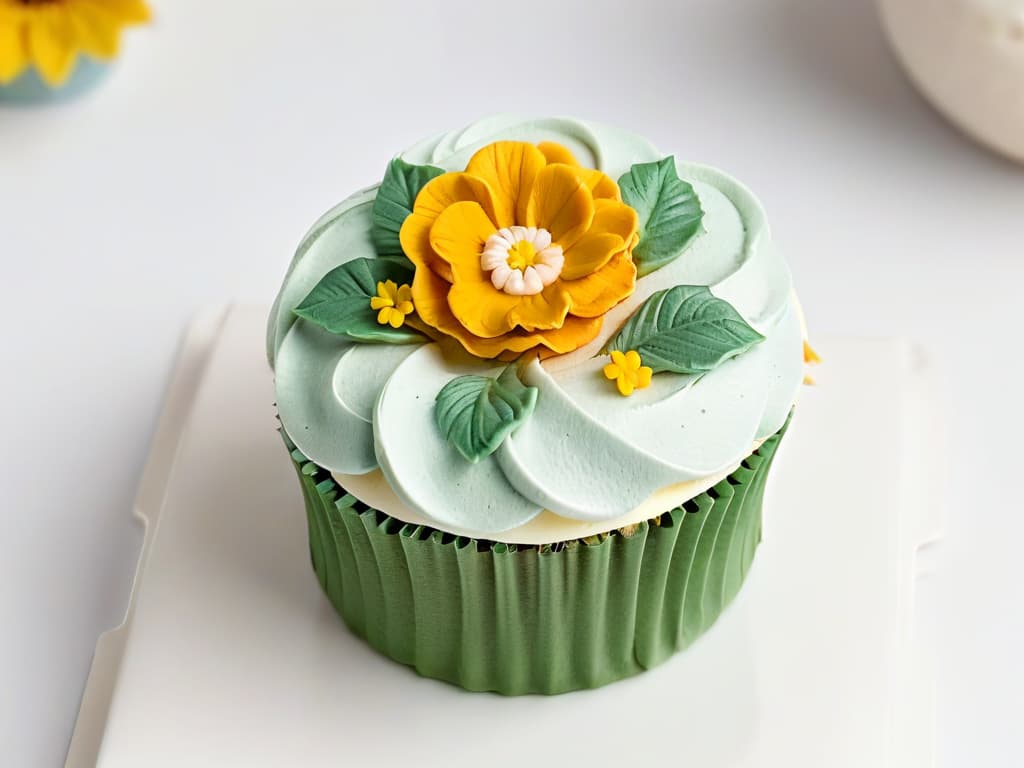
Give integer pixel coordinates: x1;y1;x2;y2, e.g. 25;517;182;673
268;116;804;538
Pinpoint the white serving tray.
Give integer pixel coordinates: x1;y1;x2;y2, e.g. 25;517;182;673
66;305;944;768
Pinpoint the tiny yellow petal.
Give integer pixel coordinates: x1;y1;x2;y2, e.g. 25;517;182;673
624;350;642;370
617;376;634;397
370;296;390;310
0;25;28;83
388;311;405;329
396;300;414;315
396;284;413;303
28;16;78;86
636;366;653;388
603;363;620;380
803;340;821;365
609;350;626;367
377;307;393;326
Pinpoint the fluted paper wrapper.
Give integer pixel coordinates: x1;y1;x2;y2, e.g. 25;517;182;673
285;422;788;695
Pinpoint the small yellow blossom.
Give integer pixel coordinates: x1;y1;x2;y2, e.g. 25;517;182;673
603;350;653;397
370;280;414;329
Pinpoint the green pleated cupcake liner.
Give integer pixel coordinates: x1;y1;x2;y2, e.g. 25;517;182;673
284;419;789;695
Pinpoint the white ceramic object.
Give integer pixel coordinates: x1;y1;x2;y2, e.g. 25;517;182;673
67;306;943;767
879;0;1024;162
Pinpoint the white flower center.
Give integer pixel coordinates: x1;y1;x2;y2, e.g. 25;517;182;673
480;226;564;296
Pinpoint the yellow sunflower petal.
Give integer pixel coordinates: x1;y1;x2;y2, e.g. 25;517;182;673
67;2;122;59
28;13;77;86
0;24;28;83
525;164;594;250
465;141;546;228
429;200;496;275
537;141;578;166
563;252;637;318
80;0;151;24
561;232;623;281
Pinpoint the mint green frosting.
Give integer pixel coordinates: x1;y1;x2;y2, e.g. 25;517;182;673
268;116;804;535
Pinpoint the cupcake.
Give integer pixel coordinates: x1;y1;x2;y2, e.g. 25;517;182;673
267;116;809;694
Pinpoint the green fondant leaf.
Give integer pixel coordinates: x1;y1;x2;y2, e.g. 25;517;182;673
372;157;446;258
618;156;704;277
434;367;538;463
605;286;764;374
293;257;425;343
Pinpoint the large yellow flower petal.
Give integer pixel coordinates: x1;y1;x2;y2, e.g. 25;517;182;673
401;173;497;283
447;282;524;338
578;168;621;201
409;257;459;332
413;171;499;221
429;200;494;274
0;24;28;83
561;232;623;281
592;197;639;241
506;284;573;332
400;212;453;282
451;313;603;359
537;141;578;166
563;251;637;318
465;141;546;228
409;261;599;358
525;163;594;250
27;12;77;86
533;144;618;200
447;277;573;337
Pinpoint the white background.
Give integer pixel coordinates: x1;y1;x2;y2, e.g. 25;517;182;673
1;0;1021;765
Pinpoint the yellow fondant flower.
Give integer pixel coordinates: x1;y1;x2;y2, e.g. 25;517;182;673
0;0;150;87
603;350;653;397
399;140;639;358
370;280;414;329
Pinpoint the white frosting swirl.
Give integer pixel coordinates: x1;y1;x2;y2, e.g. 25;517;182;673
268;116;804;537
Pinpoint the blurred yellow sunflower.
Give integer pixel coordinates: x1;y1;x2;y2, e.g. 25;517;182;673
0;0;150;87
